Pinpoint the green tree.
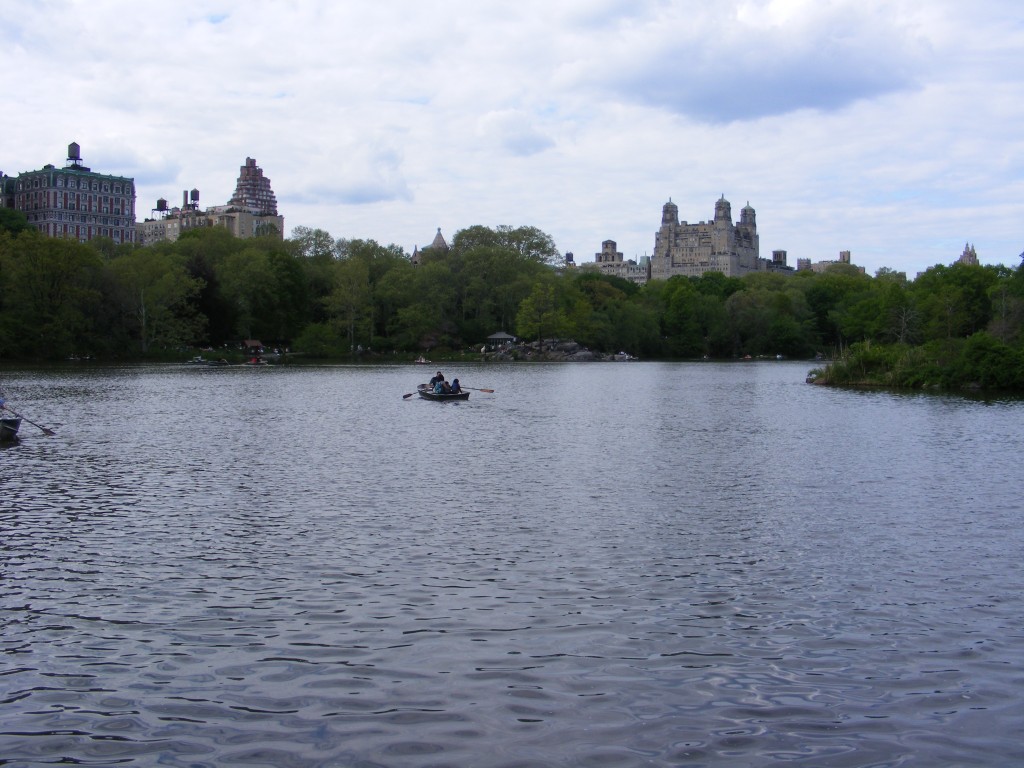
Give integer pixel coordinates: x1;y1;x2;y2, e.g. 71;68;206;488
0;208;30;236
0;231;105;358
516;280;569;345
662;276;704;357
176;227;245;344
912;263;1000;341
326;257;372;352
217;247;279;341
108;247;205;353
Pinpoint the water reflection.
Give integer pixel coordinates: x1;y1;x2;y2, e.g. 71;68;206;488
1;362;1022;766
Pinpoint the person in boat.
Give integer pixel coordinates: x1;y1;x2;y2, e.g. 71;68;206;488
433;375;452;394
429;371;444;389
450;378;461;394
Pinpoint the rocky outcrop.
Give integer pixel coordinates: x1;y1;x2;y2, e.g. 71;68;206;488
483;340;636;362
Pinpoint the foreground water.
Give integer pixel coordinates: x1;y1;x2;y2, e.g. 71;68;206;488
1;361;1022;767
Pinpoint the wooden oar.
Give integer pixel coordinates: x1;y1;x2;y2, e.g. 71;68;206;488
402;392;416;399
1;406;55;435
461;386;495;393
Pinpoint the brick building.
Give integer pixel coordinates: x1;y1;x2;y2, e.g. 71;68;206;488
2;142;136;244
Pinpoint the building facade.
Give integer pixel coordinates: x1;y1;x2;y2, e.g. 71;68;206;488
651;196;773;280
229;157;278;216
957;243;979;266
137;157;283;246
587;239;650;285
796;250;864;274
3;142;136;244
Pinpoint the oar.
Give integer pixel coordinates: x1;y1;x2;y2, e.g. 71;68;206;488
462;386;495;393
402;392;416;399
2;406;55;436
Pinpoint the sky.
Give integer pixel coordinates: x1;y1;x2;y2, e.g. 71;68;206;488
2;0;1022;277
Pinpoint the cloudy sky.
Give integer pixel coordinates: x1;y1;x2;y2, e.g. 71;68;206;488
2;0;1022;276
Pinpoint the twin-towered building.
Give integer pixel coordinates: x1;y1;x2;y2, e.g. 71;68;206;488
591;196;794;284
651;196;774;279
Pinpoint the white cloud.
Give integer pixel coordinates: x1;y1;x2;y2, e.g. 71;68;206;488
477;110;555;156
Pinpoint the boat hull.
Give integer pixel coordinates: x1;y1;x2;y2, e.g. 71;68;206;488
1;416;22;442
417;385;469;401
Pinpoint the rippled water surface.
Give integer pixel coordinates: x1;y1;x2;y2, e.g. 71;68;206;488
2;361;1023;767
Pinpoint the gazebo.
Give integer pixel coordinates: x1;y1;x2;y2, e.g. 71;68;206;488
487;332;516;346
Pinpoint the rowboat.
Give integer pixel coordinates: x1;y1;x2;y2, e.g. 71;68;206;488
417;384;470;401
1;416;21;443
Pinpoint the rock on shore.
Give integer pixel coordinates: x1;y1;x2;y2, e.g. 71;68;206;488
483;340;636;362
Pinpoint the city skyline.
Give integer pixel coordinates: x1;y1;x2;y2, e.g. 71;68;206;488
2;1;1022;276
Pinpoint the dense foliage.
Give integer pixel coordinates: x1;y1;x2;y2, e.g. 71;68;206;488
2;214;1024;388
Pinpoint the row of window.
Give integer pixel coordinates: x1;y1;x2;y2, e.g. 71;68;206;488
18;175;130;195
26;211;134;227
20;202;128;215
17;192;131;214
34;222;134;242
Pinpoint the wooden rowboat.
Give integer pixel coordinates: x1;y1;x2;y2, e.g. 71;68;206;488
417;384;469;401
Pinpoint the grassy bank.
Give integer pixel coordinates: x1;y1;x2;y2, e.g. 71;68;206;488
809;333;1024;391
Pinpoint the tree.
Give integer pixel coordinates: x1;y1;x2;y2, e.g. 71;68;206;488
0;231;105;358
911;263;1002;341
108;248;205;353
216;247;279;340
516;281;568;346
290;226;337;260
326;257;371;352
661;277;704;357
0;208;29;236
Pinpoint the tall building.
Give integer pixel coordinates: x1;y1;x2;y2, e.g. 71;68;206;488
137;157;283;245
3;142;136;244
650;196;776;279
957;243;979;266
229;157;278;216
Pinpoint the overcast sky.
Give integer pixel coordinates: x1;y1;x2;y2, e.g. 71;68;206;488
3;0;1022;276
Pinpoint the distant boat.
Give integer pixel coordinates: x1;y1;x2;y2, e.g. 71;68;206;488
187;356;230;367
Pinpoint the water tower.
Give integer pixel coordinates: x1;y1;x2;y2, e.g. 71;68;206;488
66;142;83;169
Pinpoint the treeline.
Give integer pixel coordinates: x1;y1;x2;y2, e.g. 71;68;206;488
2;208;1024;388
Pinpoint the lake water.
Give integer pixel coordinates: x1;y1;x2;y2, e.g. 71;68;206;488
1;361;1023;767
